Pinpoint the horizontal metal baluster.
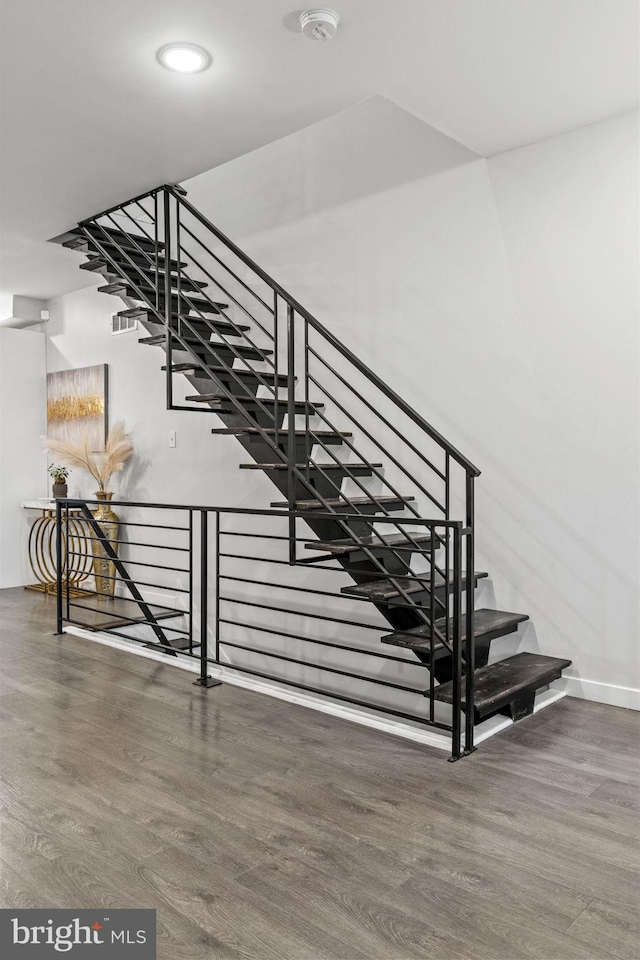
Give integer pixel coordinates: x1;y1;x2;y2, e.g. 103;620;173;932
309;344;447;481
262;451;441;623
66;554;189;573
102;209;157;267
218;618;423;667
178;224;274;322
307;367;447;515
79;224;165;328
170;315;283;411
218;640;424;695
164;285;278;377
177;218;274;313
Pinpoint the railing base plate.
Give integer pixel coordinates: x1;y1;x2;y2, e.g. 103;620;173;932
193;676;222;688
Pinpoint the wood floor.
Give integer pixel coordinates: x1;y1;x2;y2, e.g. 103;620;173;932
1;587;638;960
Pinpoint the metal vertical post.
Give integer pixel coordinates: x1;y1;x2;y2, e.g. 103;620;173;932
444;453;450;521
55;500;63;635
274;292;279;449
444;456;451;654
154;192;159;312
287;304;296;564
65;503;71;623
193;509;221;688
164;188;173;411
176;200;181;338
449;525;463;761
188;508;193;654
304;319;310;485
215;512;220;664
464;474;476;755
428;527;435;722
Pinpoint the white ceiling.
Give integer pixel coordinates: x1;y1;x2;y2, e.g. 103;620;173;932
1;0;638;302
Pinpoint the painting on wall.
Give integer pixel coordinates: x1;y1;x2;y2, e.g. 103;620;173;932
46;364;108;451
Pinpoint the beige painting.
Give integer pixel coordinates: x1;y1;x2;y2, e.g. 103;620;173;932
46;364;108;451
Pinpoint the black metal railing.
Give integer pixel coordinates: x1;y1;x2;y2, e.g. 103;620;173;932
56;499;474;759
70;183;481;755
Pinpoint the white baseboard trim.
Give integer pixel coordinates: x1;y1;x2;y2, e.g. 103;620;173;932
554;673;640;711
62;626;567;753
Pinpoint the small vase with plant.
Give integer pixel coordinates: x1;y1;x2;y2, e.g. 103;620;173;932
43;422;134;597
48;464;69;499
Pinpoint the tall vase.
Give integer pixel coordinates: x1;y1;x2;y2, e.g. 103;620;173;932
91;491;119;597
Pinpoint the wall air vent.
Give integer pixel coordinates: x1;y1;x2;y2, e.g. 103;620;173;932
111;313;138;335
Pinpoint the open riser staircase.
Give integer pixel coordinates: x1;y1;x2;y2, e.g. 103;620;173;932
61;183;571;759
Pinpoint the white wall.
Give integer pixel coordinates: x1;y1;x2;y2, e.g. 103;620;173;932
0;327;47;587
486;112;639;703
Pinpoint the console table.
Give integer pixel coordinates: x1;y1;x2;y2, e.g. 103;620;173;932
21;501;93;595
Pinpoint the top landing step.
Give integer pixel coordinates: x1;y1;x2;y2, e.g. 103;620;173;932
65;225;164;254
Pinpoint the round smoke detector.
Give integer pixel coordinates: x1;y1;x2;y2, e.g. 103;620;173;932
300;8;340;41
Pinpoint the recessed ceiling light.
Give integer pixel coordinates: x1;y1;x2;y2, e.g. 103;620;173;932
157;43;212;73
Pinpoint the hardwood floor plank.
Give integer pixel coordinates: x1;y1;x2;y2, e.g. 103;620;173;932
590;778;640;815
382;873;618;960
565;898;640;960
234;853;483;960
0;856;65;910
493;723;640;784
133;844;370;960
464;738;610;796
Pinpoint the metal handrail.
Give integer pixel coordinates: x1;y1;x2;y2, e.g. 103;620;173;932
56;498;473;759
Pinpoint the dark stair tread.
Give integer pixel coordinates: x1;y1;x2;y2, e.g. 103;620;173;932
431;652;572;717
145;341;273;360
80;258;122;272
65;235;163;258
63;235;93;250
212;428;350;438
140;334;246;347
97;285;227;314
116;307;153;319
186;394;321;410
85;253;187;270
304;532;435;556
101;272;208;292
165;320;249;337
141;315;248;334
80;257;190;277
381;608;529;650
240;461;382;471
162;362;207;373
342;571;488;602
162;363;289;385
271;495;415;512
72;225;163;251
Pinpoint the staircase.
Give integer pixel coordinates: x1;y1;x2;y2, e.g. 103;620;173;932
62;183;571;759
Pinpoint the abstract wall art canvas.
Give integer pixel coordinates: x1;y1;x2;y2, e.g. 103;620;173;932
46;364;108;450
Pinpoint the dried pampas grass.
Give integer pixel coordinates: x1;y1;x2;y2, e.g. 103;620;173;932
43;420;134;492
